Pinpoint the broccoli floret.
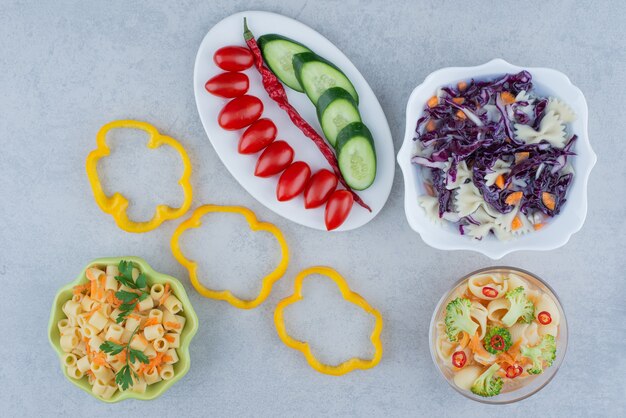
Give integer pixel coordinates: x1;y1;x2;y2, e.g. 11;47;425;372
501;286;535;327
471;363;503;397
483;327;512;354
445;298;479;342
520;334;557;375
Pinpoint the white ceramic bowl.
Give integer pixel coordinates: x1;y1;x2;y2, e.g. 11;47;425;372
397;59;596;259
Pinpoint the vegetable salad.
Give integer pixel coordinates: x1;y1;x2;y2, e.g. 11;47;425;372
412;72;577;240
434;270;560;397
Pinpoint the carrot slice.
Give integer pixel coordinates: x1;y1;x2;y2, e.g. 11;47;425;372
495;175;505;189
458;81;467;91
427;96;438;108
515;152;530;163
533;223;544;231
455;110;466;120
452;97;465;105
542;192;556;210
426;120;436;132
505;191;523;205
500;91;516;104
511;216;523;231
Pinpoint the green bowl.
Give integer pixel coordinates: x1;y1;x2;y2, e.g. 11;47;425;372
48;256;199;403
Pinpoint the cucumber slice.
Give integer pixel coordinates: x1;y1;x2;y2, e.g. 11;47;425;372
293;52;359;106
316;87;361;147
258;34;312;92
336;122;376;190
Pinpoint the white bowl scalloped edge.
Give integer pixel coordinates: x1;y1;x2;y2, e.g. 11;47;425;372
397;58;596;259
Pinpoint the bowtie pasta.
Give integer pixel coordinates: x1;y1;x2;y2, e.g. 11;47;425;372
412;71;577;240
434;270;560;398
56;260;186;400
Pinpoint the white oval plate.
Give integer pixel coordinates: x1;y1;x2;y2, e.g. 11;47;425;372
397;59;596;259
193;11;394;231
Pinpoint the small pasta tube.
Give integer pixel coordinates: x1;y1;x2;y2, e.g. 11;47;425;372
109;358;124;372
57;319;71;333
143;324;164;341
90;363;115;382
120;328;133;344
60;333;79;352
148;309;163;323
91;379;108;397
76;356;91;374
104;275;118;291
124;315;141;332
80;295;97;311
102;382;118;400
89;335;104;352
105;264;119;277
105;324;124;342
110;308;122;323
150;284;165;303
163;311;186;333
162;295;182;314
63;353;78;367
144;367;162;385
165;348;179;365
87;373;96;385
88;310;108;332
63;300;83;318
71;294;83;304
131;376;147;394
72;340;86;357
159;363;175;380
153;337;169;353
130;333;149;351
81;323;99;339
66;365;83;380
143;344;157;359
164;333;180;349
136;296;154;312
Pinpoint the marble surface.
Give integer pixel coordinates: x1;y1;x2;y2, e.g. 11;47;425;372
1;0;624;416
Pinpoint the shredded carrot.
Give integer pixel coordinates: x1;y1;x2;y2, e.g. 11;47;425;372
533;223;544;231
163;355;173;363
458;331;470;350
73;283;90;295
90;279;97;298
458;81;467;91
159;283;171;306
143;317;159;328
455;110;466;120
511;215;523;231
426;119;436;132
164;334;175;343
164;321;181;329
427;96;438;108
505;191;523;205
495;174;505;189
83;305;100;320
92;351;108;367
86;268;98;281
452;97;465;105
542;192;556;210
500;91;516;105
468;332;490;357
508;339;523;361
115;350;127;363
515;151;530;164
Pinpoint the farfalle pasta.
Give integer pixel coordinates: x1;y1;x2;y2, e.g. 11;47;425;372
434;270;562;398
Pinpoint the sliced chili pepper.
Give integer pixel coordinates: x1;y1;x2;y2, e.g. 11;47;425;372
451;351;466;368
506;364;523;378
482;286;498;298
490;334;505;352
537;311;552;325
242;18;370;212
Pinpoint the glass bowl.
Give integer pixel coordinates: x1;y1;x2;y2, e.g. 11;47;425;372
428;266;567;404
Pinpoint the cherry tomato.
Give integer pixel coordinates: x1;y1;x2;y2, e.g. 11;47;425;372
482;286;499;298
505;364;523;378
205;72;249;98
213;46;253;71
451;351;467;368
277;162;311;201
537;311;552;325
324;190;353;231
238;118;277;154
254;141;294;177
304;169;338;209
218;95;263;131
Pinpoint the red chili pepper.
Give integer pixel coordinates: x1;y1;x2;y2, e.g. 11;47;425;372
490;335;505;351
482;286;498;298
451;351;467;368
505;364;523;378
242;18;371;212
537;311;552;325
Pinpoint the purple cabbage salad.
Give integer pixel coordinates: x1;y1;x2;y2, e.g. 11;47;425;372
412;71;577;240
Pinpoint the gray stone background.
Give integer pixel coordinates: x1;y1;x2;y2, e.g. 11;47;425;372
1;0;624;416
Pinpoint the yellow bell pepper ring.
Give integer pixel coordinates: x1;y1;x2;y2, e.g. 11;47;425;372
170;205;289;309
85;120;193;233
274;266;383;376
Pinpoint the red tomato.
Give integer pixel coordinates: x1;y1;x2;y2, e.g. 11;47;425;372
218;95;263;130
238;118;277;154
324;190;353;231
304;169;338;209
254;141;294;177
277;162;311;201
213;46;253;71
452;351;467;368
205;72;249;98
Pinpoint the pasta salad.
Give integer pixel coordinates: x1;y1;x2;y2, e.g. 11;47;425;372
412;72;577;240
57;261;186;400
434;270;560;397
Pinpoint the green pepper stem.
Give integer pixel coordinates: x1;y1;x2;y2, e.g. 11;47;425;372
243;17;253;40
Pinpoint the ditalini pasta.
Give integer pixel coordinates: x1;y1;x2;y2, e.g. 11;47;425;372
55;260;186;399
412;72;578;241
435;270;561;397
